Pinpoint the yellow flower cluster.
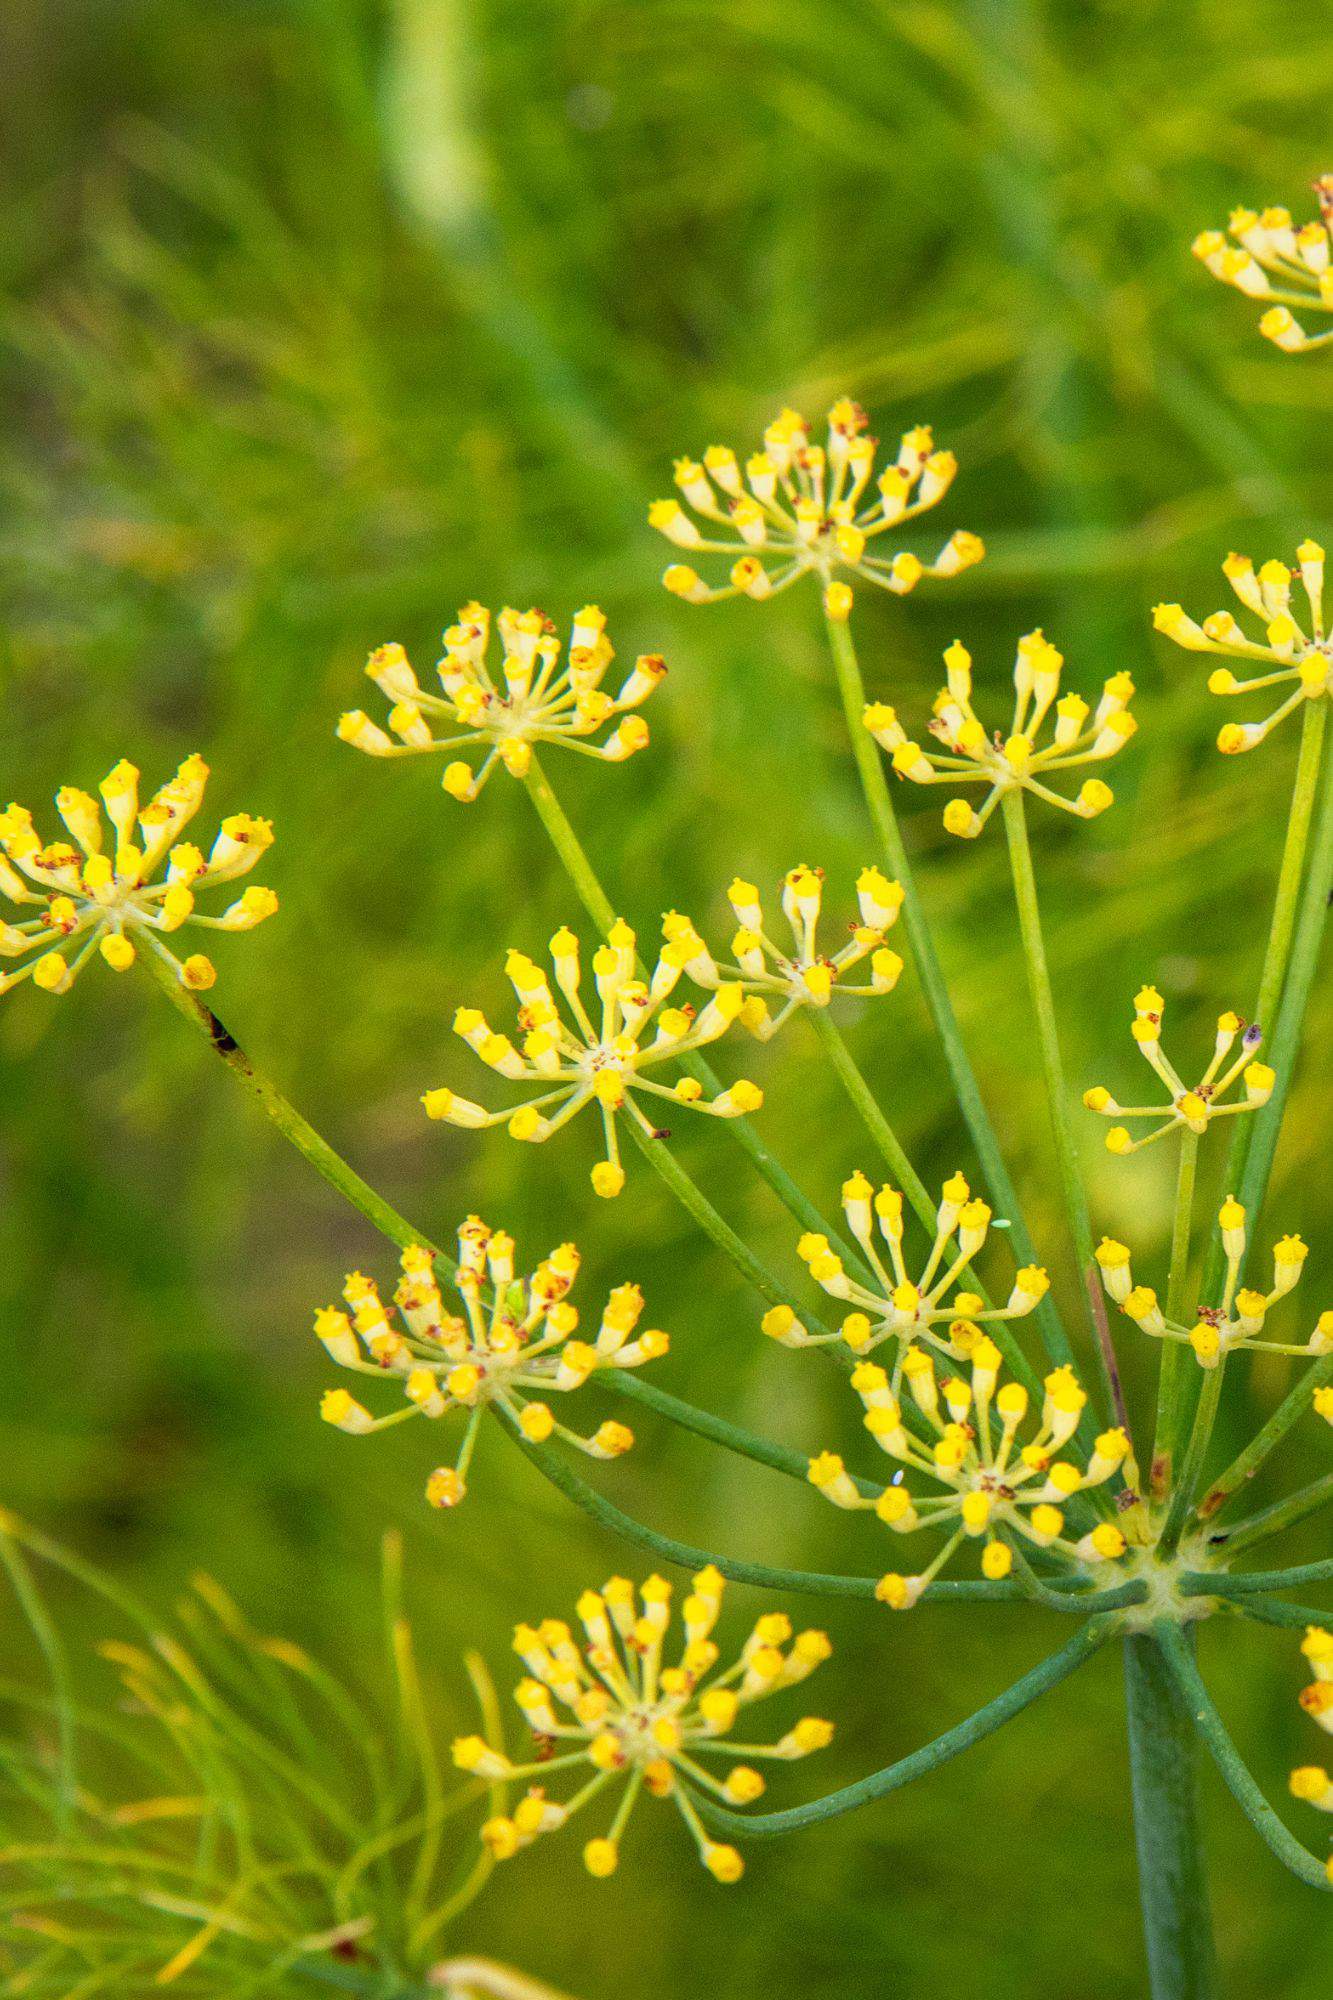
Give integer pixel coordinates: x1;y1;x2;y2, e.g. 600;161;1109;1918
316;1217;667;1506
761;1169;1049;1357
0;756;276;998
1154;544;1332;754
455;1568;832;1881
650;400;983;616
1097;1199;1328;1372
422;919;763;1197
865;632;1137;837
661;865;904;1043
1192;184;1333;353
1083;988;1274;1155
1289;1627;1333;1883
806;1343;1129;1607
337;604;663;800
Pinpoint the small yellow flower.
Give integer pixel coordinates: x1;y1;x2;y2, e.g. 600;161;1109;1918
1084;990;1271;1156
867;632;1136;836
422;919;762;1196
338;605;663;801
1192;184;1333;352
660;865;905;1042
1290;1627;1333;1883
1098;1200;1328;1371
805;1342;1128;1604
1153;544;1333;754
0;756;276;998
315;1218;668;1503
456;1568;832;1879
768;1168;1048;1356
650;400;983;615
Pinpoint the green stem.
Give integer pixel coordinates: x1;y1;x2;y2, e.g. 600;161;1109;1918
496;1408;1017;1603
1160;1362;1226;1557
140;951;447;1261
806;1008;1040;1396
1185;1557;1333;1597
1001;788;1128;1429
805;1007;931;1215
521;754;860;1259
1154;1130;1199;1496
1199;1352;1333;1519
521;754;617;932
1000;789;1096;1275
1226;1596;1333;1631
698;1616;1112;1839
1207;1471;1333;1556
1123;1630;1218;1998
822;612;1075;1376
621;1118;832;1334
1200;700;1327;1303
1157;1622;1333;1891
600;1372;879;1497
1234;730;1333;1247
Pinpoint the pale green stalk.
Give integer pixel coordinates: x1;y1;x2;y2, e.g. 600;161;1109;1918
1160;1363;1226;1558
1232;738;1333;1235
141;949;446;1261
1000;789;1132;1437
697;1617;1113;1838
1158;1624;1333;1892
1200;698;1327;1303
521;753;861;1259
822;612;1078;1375
620;1117;833;1332
1211;1471;1333;1556
1154;1130;1199;1495
804;1005;932;1216
496;1407;1147;1610
805;1006;1040;1394
1186;1556;1333;1597
1200;1352;1333;1519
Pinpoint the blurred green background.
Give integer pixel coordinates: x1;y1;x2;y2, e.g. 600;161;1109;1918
3;0;1333;1991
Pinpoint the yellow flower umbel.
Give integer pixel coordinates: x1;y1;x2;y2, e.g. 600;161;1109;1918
316;1217;667;1506
454;1568;832;1881
1083;989;1273;1156
1289;1627;1333;1883
805;1343;1129;1607
866;632;1137;838
422;919;763;1197
650;400;983;616
1192;182;1333;353
0;756;276;997
660;865;905;1042
1153;544;1332;754
337;604;663;801
1097;1200;1329;1372
762;1169;1050;1357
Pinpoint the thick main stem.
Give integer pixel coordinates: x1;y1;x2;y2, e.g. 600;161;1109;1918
1123;1632;1218;2000
822;613;1075;1375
